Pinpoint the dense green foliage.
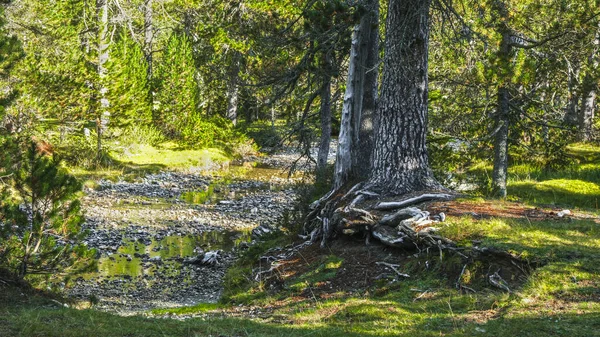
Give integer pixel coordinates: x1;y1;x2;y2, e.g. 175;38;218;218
0;140;93;279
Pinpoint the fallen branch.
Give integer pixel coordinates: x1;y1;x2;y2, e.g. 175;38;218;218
413;289;431;302
488;271;511;293
373;193;454;211
376;261;410;278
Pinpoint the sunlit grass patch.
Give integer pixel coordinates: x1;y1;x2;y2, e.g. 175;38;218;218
509;179;600;210
441;216;600;261
522;260;600;300
114;143;229;169
150;302;221;315
66;142;230;182
567;143;600;163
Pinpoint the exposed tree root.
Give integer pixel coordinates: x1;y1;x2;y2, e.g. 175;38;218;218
250;187;535;293
304;184;456;253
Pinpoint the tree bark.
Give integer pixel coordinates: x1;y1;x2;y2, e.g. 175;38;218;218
491;2;512;199
333;0;379;188
367;0;440;195
563;58;580;126
578;21;600;142
352;0;379;181
144;0;153;82
96;0;109;160
226;52;241;126
317;54;332;178
333;24;361;189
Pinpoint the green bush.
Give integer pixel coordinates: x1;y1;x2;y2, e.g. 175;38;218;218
119;124;165;146
0;140;94;279
240;121;283;149
180;115;257;157
51;131;111;169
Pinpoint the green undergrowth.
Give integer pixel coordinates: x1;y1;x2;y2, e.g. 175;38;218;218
3;145;600;336
466;143;600;211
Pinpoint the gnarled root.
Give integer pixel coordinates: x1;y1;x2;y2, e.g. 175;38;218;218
303;185;455;253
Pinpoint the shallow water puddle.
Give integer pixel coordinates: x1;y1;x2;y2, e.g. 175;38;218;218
89;230;251;279
181;165;298;205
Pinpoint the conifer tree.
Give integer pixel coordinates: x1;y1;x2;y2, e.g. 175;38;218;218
106;32;152;127
154;34;199;137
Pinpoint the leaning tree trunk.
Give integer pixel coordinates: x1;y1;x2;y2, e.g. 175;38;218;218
367;0;440;195
334;0;380;189
578;21;600;142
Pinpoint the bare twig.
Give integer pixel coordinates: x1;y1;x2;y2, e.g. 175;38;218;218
376;261;410;278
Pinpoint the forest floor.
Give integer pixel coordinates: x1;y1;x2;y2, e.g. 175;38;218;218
1;143;600;336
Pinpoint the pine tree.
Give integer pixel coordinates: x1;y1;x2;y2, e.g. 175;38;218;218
106;32;152;127
154;33;199;138
0;140;93;278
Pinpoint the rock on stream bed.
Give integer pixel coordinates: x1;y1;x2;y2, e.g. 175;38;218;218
67;167;299;314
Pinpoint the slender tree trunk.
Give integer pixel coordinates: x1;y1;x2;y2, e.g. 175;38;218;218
491;2;512;199
564;57;580;126
367;0;440;195
352;0;379;181
333;0;379;188
578;22;600;142
317;53;332;179
226;52;241;126
333;25;361;189
144;0;153;82
96;0;109;161
492;85;510;198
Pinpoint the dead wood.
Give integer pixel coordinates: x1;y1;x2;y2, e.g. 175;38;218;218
375;261;410;278
373;193;454;211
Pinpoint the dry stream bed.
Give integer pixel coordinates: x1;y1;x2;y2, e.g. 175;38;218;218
67;163;302;314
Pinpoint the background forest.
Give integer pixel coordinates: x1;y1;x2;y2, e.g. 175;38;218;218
0;0;599;336
0;0;597;185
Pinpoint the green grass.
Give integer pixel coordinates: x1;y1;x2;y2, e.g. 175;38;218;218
465;143;600;211
287;255;344;292
67;142;229;182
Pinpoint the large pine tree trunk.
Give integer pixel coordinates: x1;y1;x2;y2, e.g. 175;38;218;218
367;0;440;195
578;21;599;142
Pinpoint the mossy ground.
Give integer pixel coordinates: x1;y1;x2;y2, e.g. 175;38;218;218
66;141;230;184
